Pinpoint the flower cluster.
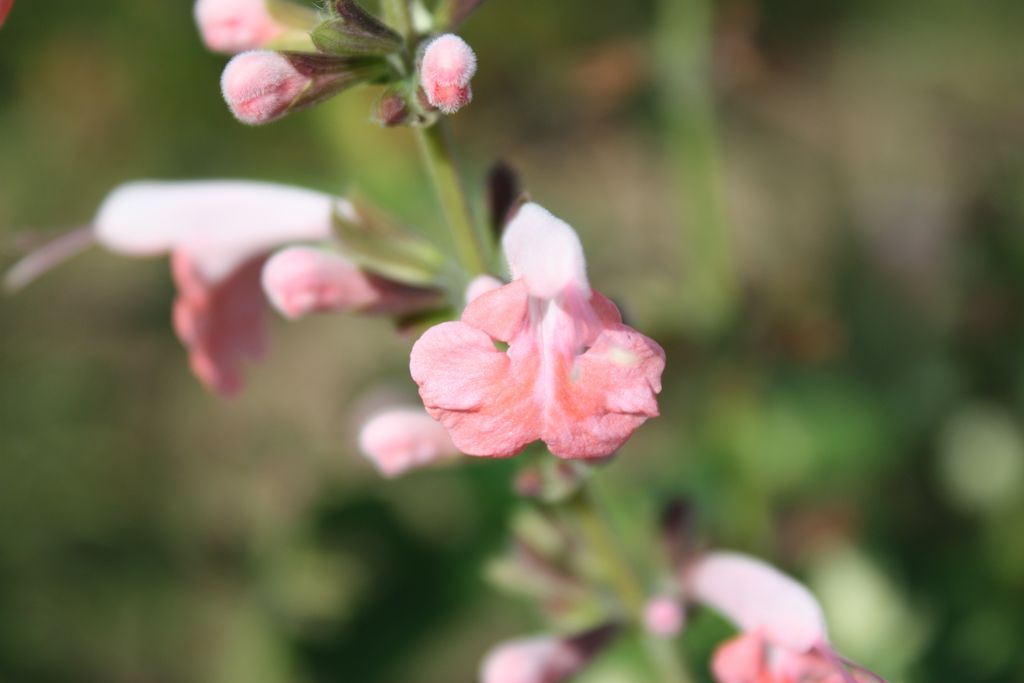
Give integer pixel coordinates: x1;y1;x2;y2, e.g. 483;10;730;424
3;2;892;682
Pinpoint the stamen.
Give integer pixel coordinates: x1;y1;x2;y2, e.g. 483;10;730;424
4;226;95;292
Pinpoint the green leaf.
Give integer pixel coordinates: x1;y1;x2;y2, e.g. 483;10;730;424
333;198;447;287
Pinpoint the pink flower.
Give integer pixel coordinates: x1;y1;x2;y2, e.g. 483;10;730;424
687;552;886;683
262;246;440;319
93;180;339;395
478;636;584;683
358;407;460;478
194;0;283;54
420;33;477;114
410;202;665;459
0;0;14;29
643;596;685;637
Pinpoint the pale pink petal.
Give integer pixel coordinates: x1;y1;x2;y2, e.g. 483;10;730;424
171;251;268;396
465;274;504;304
501;203;589;298
479;636;582;683
710;633;768;683
643;597;685;637
541;324;664;459
410;320;540;458
461;279;530;342
358;407;460;478
194;0;282;54
94;180;341;282
686;552;829;653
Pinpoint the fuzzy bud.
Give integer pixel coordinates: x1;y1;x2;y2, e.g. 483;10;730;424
358;407;459;478
221;50;386;125
419;33;477;114
643;597;685;637
194;0;282;54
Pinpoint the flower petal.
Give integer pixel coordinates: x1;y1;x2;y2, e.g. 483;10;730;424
541;324;665;459
686;552;829;653
710;633;768;683
358;407;459;478
461;279;529;341
501;203;588;299
410;320;540;457
171;250;268;396
94;180;340;282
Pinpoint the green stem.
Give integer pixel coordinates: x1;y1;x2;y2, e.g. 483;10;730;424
656;0;736;336
415;121;490;278
571;481;693;683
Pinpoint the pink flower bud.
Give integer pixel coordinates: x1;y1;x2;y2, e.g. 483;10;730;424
0;0;13;29
194;0;282;54
261;246;441;319
222;51;384;125
221;50;307;125
358;407;460;478
643;596;685;637
419;33;477;114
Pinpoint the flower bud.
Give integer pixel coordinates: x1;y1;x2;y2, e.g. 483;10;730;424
643;596;685;637
358;407;459;478
261;246;441;319
194;0;282;53
221;50;387;125
419;33;477;114
465;274;503;304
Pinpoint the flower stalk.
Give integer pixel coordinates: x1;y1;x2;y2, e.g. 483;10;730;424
415;120;490;279
570;476;693;683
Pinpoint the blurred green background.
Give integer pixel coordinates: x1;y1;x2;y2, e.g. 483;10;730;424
2;0;1023;681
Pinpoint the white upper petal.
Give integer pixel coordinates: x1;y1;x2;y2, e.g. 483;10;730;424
94;180;345;282
686;551;829;652
501;202;588;299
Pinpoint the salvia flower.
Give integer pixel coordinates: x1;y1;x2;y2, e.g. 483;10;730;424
222;50;388;125
358;407;460;478
419;33;477;114
194;0;283;54
687;552;886;683
410;202;665;459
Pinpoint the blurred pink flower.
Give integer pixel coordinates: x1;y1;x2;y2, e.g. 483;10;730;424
193;0;282;54
643;596;685;637
0;0;14;29
687;552;885;683
479;635;583;683
410;202;664;459
420;33;477;114
262;246;439;319
358;407;459;478
93;180;339;395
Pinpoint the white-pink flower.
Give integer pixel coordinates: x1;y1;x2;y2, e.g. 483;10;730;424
420;33;477;114
358;407;460;478
194;0;283;54
479;636;582;683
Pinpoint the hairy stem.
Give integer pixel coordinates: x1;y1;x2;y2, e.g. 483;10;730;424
415;121;490;279
572;480;693;683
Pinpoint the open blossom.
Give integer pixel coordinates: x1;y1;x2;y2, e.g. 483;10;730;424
687;552;884;683
194;0;283;53
410;202;665;459
262;246;440;319
93;180;340;395
420;33;477;114
358;407;460;478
